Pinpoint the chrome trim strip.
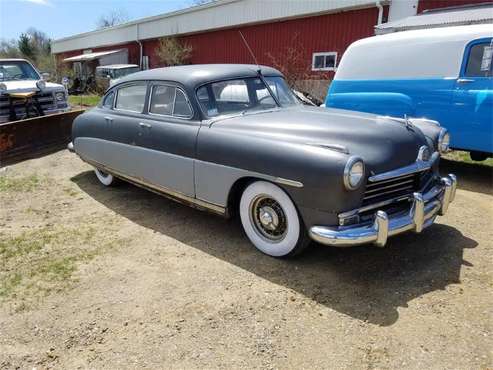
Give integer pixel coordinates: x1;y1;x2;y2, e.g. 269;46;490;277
82;156;227;216
339;194;413;219
274;177;303;188
363;184;414;200
309;175;456;248
364;179;414;194
366;173;415;187
368;152;439;183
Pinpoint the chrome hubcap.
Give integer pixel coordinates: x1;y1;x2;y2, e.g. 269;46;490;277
259;206;279;231
250;196;287;242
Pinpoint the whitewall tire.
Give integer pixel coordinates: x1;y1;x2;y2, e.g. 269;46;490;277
239;181;309;257
94;168;116;186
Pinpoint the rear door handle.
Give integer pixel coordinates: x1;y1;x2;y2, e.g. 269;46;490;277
457;78;474;84
139;122;152;128
104;116;113;122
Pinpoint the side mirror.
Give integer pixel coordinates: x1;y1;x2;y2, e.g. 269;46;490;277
41;72;50;81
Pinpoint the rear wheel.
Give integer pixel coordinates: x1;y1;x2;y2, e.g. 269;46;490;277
94;168;116;186
239;181;309;257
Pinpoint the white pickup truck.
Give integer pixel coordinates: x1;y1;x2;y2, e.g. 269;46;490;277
0;58;70;123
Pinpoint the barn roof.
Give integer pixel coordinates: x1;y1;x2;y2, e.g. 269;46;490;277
52;0;384;54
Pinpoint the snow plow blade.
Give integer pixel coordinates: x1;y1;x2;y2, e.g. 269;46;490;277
0;109;85;167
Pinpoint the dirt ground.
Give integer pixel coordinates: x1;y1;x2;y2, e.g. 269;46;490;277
0;149;492;369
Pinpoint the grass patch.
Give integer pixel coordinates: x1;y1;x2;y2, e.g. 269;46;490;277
69;94;101;107
0;224;123;306
0;230;54;260
444;151;493;167
0;174;40;192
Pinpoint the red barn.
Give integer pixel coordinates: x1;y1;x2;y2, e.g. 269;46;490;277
52;0;488;99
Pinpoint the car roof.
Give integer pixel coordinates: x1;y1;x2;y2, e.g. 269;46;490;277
335;24;493;80
115;64;284;88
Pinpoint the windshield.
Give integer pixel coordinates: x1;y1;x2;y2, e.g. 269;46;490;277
113;67;140;79
196;76;299;117
96;67;139;79
0;60;40;81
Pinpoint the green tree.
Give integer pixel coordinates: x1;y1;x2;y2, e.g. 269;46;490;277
18;33;36;60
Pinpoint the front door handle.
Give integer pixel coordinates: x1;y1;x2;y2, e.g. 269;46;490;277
104;116;113;122
457;78;474;84
139;122;152;128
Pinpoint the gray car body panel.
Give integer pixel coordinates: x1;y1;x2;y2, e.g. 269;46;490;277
71;64;442;229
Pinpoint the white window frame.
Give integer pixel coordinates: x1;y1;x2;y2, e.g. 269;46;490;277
312;52;338;71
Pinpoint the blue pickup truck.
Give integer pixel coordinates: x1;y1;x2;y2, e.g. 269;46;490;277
325;25;493;161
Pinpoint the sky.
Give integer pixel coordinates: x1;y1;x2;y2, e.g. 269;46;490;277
0;0;192;41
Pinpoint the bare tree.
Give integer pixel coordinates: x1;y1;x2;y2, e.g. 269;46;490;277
0;39;22;58
265;33;311;89
155;37;193;66
96;10;129;29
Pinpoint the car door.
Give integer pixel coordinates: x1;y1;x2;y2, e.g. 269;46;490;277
136;82;198;197
97;82;149;180
452;38;493;153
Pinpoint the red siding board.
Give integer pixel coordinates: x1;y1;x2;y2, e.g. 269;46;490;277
145;7;384;79
417;0;491;13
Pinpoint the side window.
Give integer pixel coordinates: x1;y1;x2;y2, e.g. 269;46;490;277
174;89;193;117
465;42;493;77
149;85;174;115
115;84;147;113
102;90;115;109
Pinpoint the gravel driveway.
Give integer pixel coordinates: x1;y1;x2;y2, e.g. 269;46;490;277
1;150;492;369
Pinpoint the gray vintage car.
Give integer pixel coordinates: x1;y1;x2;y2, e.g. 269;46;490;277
68;64;457;257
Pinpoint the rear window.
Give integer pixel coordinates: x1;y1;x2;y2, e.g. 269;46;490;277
115;84;147;113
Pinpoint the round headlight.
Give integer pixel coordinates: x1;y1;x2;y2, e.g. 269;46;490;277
438;129;450;154
344;157;365;190
36;80;46;90
55;91;65;102
0;83;6;91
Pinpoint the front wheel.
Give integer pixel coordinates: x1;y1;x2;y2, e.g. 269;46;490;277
239;181;309;257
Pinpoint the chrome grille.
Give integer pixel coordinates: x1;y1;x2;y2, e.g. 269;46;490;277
0;92;55;117
363;171;424;205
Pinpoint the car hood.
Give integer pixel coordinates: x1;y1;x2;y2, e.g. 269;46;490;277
209;106;430;174
0;80;64;94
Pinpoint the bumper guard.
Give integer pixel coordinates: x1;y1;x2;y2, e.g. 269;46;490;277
309;174;457;248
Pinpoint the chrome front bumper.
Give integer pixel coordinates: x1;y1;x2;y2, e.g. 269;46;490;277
309;174;457;248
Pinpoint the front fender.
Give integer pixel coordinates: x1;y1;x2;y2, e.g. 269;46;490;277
196;127;364;226
326;92;415;117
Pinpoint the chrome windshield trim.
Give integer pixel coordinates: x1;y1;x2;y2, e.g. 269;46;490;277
368;152;439;183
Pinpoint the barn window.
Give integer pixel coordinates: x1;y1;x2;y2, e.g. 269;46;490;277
312;52;337;71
